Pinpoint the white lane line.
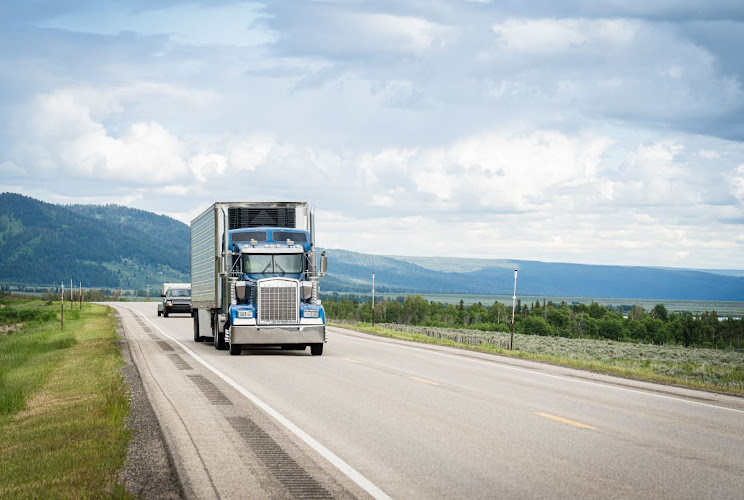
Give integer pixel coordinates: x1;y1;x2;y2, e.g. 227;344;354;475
328;328;744;415
130;308;392;500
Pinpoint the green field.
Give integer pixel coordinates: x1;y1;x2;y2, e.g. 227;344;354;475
0;299;131;498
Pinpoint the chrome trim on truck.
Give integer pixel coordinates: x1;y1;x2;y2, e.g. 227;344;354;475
230;325;325;345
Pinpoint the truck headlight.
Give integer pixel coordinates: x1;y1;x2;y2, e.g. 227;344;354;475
303;310;319;318
166;301;173;306
237;310;254;319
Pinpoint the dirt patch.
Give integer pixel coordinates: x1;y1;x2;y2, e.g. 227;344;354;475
0;323;22;335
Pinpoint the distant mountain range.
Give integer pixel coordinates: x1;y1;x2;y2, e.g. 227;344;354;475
323;250;744;301
1;193;742;301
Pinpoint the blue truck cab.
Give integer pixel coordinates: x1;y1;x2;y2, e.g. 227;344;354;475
225;227;326;355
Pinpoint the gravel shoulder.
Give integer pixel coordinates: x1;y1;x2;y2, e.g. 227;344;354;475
117;316;184;499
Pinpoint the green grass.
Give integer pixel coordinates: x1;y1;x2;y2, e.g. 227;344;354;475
332;321;744;396
0;301;132;498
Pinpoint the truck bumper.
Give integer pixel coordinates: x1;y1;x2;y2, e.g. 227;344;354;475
231;325;326;345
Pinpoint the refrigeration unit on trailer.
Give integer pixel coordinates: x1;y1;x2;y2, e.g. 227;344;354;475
190;202;327;355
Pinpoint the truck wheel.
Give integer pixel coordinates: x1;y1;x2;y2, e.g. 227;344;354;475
157;310;161;317
163;309;169;318
215;330;227;350
229;342;241;356
310;343;323;356
193;314;203;342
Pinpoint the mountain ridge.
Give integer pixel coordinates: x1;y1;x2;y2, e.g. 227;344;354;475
321;248;744;301
0;193;742;300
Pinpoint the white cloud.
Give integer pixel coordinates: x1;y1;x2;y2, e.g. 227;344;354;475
698;149;721;159
732;164;744;201
610;141;694;206
408;131;613;212
0;161;25;177
39;3;277;48
360;13;452;53
1;2;743;270
492;18;637;53
189;153;228;183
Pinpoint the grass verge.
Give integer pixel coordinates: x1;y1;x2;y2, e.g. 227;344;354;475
0;301;132;498
332;322;744;396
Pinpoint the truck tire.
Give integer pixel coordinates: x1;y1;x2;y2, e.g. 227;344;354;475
213;315;227;350
229;342;241;356
214;330;227;350
310;343;323;356
163;309;169;318
157;310;161;317
193;314;204;342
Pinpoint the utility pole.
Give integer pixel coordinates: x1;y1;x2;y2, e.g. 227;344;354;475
510;269;518;350
79;282;82;309
70;279;73;310
60;282;64;330
372;273;375;327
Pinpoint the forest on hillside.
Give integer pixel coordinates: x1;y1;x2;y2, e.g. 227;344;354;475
0;193;188;287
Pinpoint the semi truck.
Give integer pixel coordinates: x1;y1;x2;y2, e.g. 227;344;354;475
190;202;327;356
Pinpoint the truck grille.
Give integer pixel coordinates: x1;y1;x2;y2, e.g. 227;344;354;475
258;279;298;325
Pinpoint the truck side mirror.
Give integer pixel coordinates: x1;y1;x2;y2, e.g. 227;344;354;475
161;293;166;297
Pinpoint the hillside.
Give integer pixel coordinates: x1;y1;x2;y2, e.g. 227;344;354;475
322;250;744;301
0;193;188;288
1;193;742;300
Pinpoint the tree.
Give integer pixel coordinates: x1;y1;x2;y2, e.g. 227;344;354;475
588;302;607;319
628;305;645;321
598;316;624;341
403;295;429;324
520;316;551;336
651;304;669;322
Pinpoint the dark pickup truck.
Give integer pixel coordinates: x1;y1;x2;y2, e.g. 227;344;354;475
159;287;191;317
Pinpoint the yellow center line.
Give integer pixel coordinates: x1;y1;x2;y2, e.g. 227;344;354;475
342;358;360;363
534;412;596;430
410;376;440;386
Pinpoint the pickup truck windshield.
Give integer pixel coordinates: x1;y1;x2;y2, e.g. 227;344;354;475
243;254;302;275
168;288;191;297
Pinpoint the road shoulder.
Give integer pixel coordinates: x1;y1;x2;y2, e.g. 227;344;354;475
118;314;184;500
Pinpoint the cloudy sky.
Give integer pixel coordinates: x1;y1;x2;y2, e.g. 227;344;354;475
1;1;743;269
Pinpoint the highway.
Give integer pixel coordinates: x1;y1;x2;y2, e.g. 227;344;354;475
112;302;744;499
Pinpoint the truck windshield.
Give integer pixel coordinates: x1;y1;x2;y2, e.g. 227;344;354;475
168;289;190;297
243;254;302;276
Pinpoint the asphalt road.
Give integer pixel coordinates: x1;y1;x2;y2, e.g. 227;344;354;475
112;302;744;499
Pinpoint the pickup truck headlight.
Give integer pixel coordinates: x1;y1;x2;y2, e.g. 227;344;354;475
303;310;319;318
166;301;173;306
237;310;254;319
